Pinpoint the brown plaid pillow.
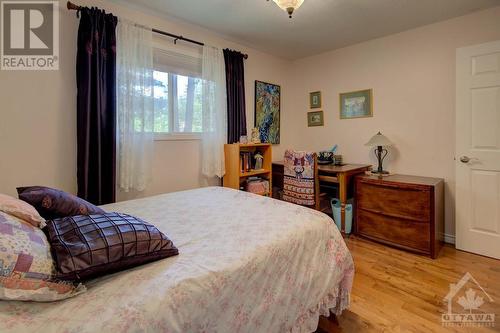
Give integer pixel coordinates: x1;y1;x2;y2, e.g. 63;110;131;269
46;213;178;281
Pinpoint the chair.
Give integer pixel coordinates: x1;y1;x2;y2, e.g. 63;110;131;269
282;149;320;210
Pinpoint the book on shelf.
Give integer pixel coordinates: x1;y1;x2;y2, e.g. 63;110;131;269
240;151;254;173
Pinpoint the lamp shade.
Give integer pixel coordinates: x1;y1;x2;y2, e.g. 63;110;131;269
273;0;304;10
365;132;393;147
272;0;304;17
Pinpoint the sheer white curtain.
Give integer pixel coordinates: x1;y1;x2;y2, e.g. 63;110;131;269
201;46;227;178
116;20;154;192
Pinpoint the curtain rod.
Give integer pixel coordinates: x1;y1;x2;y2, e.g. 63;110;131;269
67;1;248;59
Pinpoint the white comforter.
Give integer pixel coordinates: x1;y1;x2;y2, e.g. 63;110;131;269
0;187;354;333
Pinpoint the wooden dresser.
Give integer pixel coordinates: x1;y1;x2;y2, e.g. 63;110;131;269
355;174;444;258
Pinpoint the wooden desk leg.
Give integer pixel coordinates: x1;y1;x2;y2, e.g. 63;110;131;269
338;173;347;233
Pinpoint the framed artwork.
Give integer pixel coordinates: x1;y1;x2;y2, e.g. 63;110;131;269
255;80;280;144
339;89;373;119
310;91;321;108
307;111;324;127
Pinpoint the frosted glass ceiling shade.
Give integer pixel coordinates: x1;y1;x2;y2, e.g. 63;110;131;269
272;0;305;18
365;132;393;147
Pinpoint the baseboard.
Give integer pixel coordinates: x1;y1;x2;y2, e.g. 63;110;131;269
443;233;455;244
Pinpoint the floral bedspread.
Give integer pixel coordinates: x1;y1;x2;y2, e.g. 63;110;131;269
0;187;354;333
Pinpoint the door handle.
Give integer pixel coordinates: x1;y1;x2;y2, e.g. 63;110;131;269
460;156;471;163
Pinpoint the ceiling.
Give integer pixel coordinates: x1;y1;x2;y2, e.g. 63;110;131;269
115;0;500;59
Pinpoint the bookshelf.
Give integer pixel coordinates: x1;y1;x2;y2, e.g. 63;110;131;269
223;143;272;196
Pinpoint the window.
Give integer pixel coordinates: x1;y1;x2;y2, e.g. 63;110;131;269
153;71;203;133
152;43;203;137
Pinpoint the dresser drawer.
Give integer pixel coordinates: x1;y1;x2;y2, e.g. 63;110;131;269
357;181;431;221
357;209;430;253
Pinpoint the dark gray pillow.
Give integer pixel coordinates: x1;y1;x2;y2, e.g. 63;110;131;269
46;212;179;281
17;186;105;220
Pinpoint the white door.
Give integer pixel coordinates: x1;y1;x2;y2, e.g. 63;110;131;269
456;41;500;259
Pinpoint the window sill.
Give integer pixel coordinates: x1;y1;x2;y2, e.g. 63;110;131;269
154;133;202;141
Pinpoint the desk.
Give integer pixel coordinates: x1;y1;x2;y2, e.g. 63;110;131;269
272;161;371;233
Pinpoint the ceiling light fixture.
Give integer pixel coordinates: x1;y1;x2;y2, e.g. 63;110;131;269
268;0;304;18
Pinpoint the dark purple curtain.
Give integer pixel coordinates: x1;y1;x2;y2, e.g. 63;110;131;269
76;8;117;205
223;49;247;144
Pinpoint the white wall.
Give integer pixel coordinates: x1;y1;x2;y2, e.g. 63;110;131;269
0;2;78;197
1;1;499;240
0;0;291;201
283;6;500;239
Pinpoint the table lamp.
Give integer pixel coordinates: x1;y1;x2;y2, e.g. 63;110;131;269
365;132;393;174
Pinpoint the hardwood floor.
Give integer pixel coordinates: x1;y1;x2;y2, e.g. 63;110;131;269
317;236;500;333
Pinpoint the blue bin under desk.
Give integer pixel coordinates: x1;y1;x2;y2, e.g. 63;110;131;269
331;198;342;231
330;198;353;234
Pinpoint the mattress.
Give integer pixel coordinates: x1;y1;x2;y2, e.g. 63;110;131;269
0;187;354;333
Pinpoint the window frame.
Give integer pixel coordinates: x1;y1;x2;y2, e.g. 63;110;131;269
152;41;203;141
154;132;201;141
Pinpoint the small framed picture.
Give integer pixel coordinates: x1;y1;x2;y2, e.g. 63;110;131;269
309;91;321;108
339;89;373;119
307;111;324;127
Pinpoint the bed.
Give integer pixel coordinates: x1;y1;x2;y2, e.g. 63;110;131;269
0;187;354;333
